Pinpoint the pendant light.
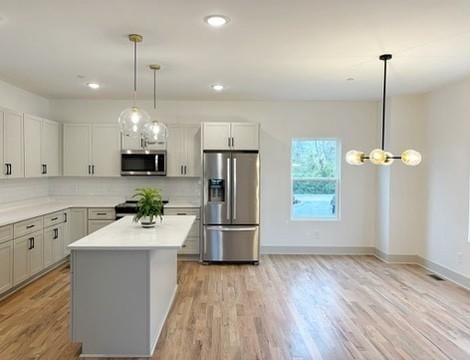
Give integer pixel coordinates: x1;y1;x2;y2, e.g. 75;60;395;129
345;54;422;166
142;64;168;144
118;34;151;138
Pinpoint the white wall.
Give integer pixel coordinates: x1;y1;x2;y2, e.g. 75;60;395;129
50;99;379;248
0;79;50;118
377;95;426;255
423;79;470;278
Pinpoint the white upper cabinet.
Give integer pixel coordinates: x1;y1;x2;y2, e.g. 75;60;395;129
64;124;120;177
203;122;259;151
202;122;231;150
63;124;92;176
230;123;259;150
92;124;121;177
24;115;61;178
167;124;201;177
41;120;60;177
3;110;24;178
24;115;43;177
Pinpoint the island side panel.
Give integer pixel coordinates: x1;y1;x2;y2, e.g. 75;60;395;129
71;250;151;357
149;248;178;352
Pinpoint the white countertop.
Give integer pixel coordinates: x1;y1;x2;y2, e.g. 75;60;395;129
0;196;125;227
0;196;200;227
68;215;195;250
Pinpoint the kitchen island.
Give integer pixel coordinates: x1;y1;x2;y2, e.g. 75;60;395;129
68;215;196;358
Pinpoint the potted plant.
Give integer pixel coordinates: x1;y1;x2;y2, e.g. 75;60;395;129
133;187;163;228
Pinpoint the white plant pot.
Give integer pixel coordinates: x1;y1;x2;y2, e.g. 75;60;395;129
140;216;156;228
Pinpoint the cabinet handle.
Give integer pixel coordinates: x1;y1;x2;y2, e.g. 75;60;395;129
45;164;48;174
96;212;107;216
92;165;95;175
231;137;235;147
51;217;58;221
28;237;33;250
182;244;187;248
6;163;11;175
88;165;91;175
26;224;35;229
32;237;35;249
228;137;231;147
64;212;68;223
53;228;59;239
184;165;187;175
4;164;8;176
176;213;187;215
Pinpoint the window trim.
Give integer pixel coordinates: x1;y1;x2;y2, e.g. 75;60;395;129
290;137;341;222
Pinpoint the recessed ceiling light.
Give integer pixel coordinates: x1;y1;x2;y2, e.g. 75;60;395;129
204;15;230;27
87;82;100;89
211;84;224;91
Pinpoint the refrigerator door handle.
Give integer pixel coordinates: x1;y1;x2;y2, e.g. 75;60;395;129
226;157;231;220
233;157;237;220
206;226;258;231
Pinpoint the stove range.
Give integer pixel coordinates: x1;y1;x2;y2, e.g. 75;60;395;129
115;200;169;219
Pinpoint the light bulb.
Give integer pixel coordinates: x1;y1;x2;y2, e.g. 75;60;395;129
401;149;422;166
345;150;365;166
131;109;141;124
369;149;387;165
383;152;394;166
142;121;168;142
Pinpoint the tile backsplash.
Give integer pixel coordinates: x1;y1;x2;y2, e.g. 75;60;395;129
48;177;201;203
0;178;50;203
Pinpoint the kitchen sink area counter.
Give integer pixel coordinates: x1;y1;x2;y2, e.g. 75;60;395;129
69;215;196;358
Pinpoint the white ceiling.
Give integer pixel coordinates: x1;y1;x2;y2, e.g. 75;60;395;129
1;0;470;100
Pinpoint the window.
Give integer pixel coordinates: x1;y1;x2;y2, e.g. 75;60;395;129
291;139;340;220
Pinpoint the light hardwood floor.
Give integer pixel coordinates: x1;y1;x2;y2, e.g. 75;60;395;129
0;255;469;359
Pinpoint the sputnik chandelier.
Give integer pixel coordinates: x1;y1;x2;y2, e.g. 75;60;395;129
345;54;422;166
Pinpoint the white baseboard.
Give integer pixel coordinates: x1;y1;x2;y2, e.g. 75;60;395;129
261;245;375;255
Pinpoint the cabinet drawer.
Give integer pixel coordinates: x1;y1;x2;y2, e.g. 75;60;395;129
164;208;200;219
44;211;67;228
88;208;116;220
14;217;43;238
0;225;13;244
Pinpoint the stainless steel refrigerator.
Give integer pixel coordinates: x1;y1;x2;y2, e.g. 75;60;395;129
202;151;260;263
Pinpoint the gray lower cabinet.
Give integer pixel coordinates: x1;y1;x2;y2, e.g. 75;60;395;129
68;208;88;248
44;223;65;268
13;230;44;285
0;239;13;293
88;220;114;234
165;207;200;255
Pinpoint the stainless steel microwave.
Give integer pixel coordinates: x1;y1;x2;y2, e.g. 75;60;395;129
121;150;166;176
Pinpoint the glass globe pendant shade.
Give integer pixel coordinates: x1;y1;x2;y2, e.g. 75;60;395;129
383;152;395;166
401;149;422;166
345;150;365;166
118;106;151;137
369;149;387;165
142;121;168;143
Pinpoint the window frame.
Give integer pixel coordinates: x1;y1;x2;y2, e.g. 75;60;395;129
290;137;342;222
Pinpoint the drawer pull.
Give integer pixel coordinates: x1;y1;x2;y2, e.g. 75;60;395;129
177;213;187;215
182;244;187;248
96;212;108;216
51;217;58;221
26;224;35;229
